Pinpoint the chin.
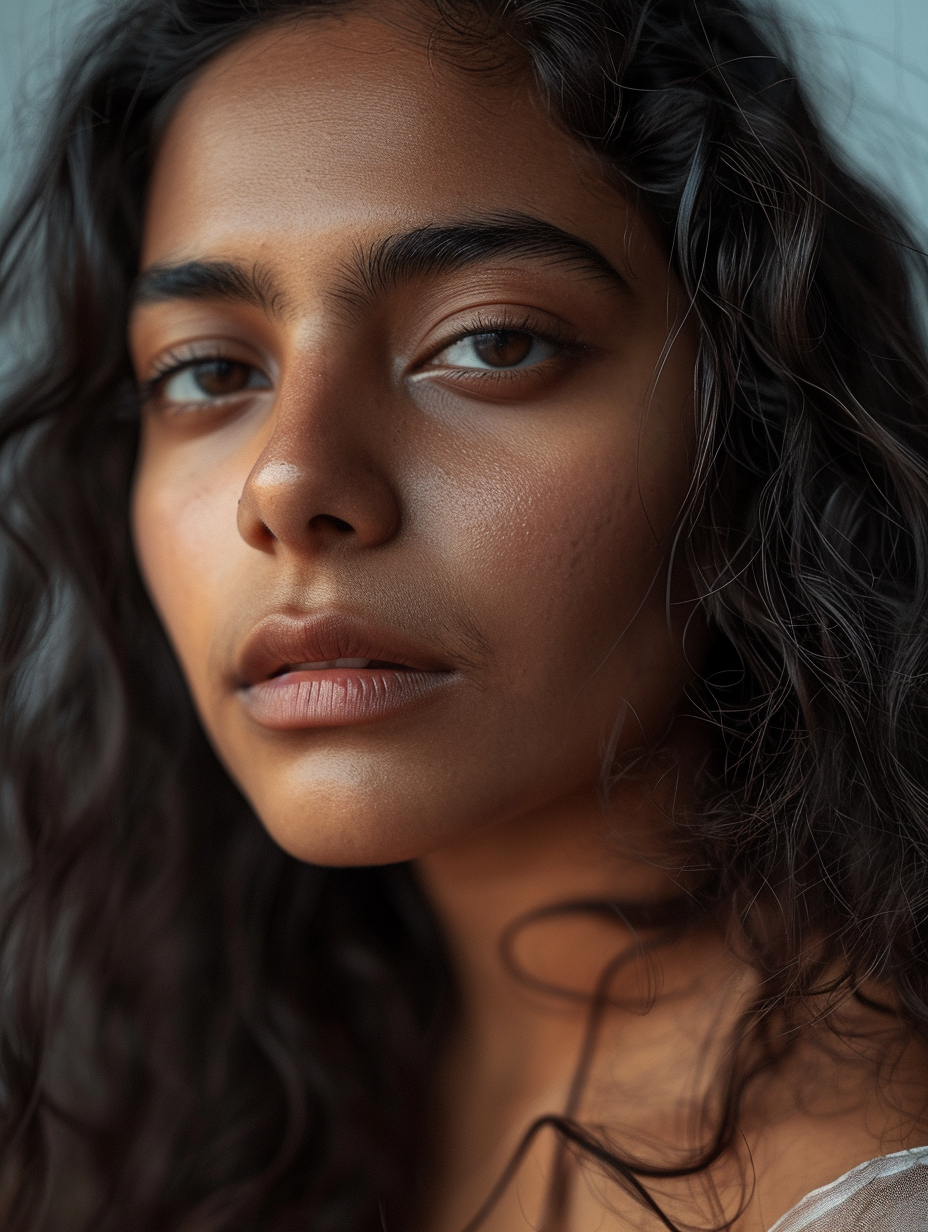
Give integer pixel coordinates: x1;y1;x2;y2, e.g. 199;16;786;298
262;809;431;868
237;764;454;867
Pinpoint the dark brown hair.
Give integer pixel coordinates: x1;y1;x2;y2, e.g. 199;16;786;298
1;1;928;1229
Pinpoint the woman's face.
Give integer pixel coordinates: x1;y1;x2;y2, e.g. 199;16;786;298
130;7;699;866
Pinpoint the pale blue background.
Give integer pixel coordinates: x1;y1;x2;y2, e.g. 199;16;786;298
0;0;926;231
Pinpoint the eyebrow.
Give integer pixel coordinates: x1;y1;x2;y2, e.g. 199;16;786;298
337;212;629;312
131;212;628;317
131;260;285;313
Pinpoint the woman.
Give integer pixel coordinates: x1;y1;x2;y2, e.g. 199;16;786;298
1;0;927;1228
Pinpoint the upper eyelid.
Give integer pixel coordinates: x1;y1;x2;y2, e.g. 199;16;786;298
140;345;270;396
429;334;561;369
140;326;274;369
139;308;583;392
141;345;228;383
419;313;581;365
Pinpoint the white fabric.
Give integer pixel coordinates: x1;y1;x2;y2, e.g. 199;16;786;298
769;1146;928;1230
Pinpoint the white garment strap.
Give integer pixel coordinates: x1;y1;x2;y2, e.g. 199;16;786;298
769;1146;928;1231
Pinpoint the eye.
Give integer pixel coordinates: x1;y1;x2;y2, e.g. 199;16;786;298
158;358;272;404
430;330;559;371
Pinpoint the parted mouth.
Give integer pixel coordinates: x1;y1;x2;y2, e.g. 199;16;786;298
235;611;451;688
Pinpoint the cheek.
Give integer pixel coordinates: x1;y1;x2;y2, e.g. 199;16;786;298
473;468;634;644
419;410;690;689
130;439;245;697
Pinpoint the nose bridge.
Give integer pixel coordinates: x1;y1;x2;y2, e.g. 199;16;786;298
236;355;401;552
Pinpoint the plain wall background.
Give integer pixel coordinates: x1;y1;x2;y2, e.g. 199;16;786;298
0;0;926;230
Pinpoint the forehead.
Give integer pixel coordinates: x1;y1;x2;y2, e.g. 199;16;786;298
142;9;639;271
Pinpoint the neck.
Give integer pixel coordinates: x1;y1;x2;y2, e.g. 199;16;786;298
415;740;722;1099
413;743;744;1232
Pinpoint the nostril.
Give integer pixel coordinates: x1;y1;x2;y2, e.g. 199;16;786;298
308;513;354;534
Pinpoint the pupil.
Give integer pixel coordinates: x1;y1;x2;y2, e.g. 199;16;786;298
195;360;248;396
473;331;533;368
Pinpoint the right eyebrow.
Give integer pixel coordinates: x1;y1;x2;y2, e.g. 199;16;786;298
336;212;629;314
131;260;285;314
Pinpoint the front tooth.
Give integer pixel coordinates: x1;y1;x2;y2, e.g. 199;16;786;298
335;658;371;668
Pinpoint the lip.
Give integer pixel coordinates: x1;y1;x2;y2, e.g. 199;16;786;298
235;611;455;730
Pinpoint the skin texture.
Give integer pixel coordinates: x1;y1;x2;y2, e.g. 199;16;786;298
129;9;928;1230
131;13;700;869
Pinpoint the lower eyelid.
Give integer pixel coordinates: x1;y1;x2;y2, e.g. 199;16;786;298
408;364;565;394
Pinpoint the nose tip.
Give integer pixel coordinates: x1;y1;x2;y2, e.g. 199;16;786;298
236;440;401;553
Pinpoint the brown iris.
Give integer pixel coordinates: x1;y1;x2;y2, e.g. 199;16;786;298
189;359;254;396
471;331;534;368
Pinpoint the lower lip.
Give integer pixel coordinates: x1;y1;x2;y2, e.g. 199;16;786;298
239;666;454;730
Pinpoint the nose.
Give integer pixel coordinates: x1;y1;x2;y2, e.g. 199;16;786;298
236;364;402;554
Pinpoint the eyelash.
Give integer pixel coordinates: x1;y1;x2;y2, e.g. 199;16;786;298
140;345;231;400
422;310;582;369
140;312;584;407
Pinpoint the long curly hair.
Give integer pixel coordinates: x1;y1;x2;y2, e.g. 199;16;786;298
1;1;928;1229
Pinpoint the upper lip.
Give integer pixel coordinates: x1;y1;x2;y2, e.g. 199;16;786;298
235;610;451;687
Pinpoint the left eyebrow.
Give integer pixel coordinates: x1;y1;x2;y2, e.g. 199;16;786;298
335;211;629;313
131;260;286;314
